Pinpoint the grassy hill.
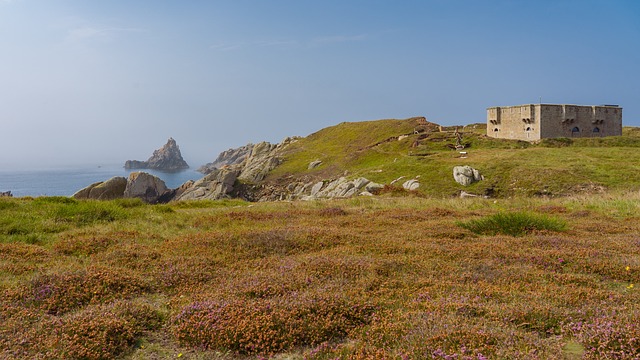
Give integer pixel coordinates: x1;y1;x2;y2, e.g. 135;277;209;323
266;118;640;198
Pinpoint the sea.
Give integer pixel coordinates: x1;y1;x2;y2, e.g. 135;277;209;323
0;165;205;197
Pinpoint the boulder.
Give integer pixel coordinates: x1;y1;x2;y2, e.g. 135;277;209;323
125;137;189;171
308;160;323;169
1;191;13;197
313;177;372;199
365;182;384;193
403;179;420;191
73;176;127;200
123;172;170;203
174;167;240;201
453;166;484;186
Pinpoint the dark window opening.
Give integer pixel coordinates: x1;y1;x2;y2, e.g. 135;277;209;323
525;127;531;131
493;128;499;132
571;127;580;133
593;127;600;133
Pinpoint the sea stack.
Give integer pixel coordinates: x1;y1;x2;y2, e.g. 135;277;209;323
125;137;189;171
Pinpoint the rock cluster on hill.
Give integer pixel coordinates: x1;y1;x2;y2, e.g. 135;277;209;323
174;167;241;201
197;144;253;174
125;138;189;171
199;138;298;182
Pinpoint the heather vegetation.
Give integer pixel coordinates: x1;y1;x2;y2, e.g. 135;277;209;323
1;193;639;359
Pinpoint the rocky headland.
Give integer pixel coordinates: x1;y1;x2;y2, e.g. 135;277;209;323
124;138;189;171
75;118;493;203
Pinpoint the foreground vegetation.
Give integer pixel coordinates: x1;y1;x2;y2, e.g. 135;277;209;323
1;193;639;359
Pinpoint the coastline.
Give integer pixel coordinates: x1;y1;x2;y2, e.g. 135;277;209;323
0;165;203;198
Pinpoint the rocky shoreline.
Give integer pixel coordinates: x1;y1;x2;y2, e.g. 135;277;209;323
74;133;485;203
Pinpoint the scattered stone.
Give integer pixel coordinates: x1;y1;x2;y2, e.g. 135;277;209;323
403;179;420;191
459;191;479;198
1;191;13;197
365;182;384;193
308;160;323;169
453;166;484;186
390;176;405;185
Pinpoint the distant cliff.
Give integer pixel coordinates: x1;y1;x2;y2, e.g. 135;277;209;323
125;138;189;171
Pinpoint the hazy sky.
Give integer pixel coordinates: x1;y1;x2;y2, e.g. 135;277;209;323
1;0;639;168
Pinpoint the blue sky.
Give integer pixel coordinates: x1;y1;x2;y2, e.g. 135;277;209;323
1;0;639;168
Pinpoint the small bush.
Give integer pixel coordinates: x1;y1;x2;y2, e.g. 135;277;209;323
318;207;348;217
172;295;375;355
26;267;153;315
457;212;567;236
565;312;640;359
47;300;163;360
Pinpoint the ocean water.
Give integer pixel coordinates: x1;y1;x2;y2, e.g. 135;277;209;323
0;165;204;197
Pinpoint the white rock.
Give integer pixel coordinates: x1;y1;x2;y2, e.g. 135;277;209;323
453;166;484;186
402;179;420;191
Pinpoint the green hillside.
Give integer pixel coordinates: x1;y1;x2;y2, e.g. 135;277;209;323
268;118;640;197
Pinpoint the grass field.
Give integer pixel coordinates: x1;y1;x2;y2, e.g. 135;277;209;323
1;194;639;359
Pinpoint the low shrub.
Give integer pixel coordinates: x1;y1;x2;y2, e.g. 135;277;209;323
26;267;153;315
46;300;163;360
317;207;348;217
172;295;375;355
457;212;567;236
565;311;640;359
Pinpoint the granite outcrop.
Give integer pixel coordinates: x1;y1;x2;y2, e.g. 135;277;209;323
73;172;171;204
125;138;189;171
